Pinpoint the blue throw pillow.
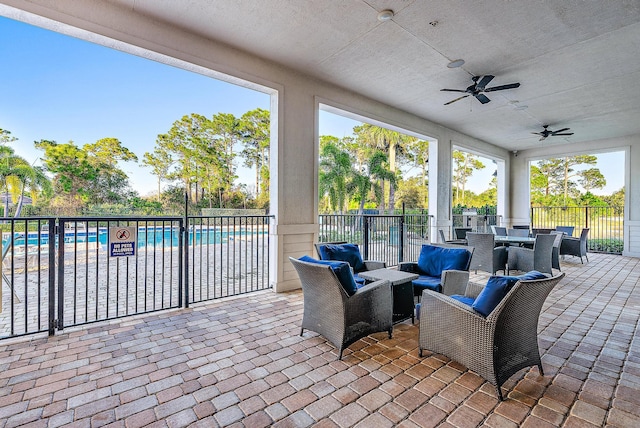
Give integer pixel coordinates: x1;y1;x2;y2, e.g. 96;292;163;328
472;275;521;317
417;245;471;277
322;243;365;273
516;270;548;281
299;255;358;296
471;271;547;317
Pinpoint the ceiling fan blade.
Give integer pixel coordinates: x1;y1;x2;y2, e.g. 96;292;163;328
553;133;574;136
476;75;494;90
444;95;469;105
532;132;543;136
484;83;521;92
552;128;570;134
440;88;467;93
475;93;491;104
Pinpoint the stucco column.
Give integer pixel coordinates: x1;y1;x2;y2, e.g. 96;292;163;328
508;152;531;227
428;138;453;241
269;87;319;292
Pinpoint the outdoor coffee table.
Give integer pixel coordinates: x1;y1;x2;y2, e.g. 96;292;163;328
357;268;419;324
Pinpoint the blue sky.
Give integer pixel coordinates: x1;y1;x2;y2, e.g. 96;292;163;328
1;16;623;197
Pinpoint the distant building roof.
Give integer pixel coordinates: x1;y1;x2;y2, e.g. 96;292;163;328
0;194;32;205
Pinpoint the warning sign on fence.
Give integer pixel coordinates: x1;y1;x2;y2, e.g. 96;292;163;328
109;226;137;257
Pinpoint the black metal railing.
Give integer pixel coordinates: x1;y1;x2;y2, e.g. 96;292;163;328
0;214;273;341
187;216;271;304
531;206;623;253
318;213;431;266
56;218;184;330
0;218;55;338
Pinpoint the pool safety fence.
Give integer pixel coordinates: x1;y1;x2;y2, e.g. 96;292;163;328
0;215;273;340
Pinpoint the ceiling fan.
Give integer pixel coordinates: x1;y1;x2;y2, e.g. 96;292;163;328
441;75;520;105
532;125;574;141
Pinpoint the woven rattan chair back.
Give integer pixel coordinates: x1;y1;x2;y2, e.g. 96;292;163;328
507;228;529;237
466;232;506;274
289;257;392;359
419;273;565;400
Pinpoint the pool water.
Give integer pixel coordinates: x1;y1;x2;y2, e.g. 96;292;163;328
3;227;267;250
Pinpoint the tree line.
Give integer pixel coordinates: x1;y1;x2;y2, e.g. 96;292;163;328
2;113;622;218
318;130;622;213
1;108;270;216
531;156;623;212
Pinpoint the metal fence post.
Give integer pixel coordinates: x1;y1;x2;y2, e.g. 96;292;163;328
56;219;65;331
48;218;56;335
183;192;189;308
585;206;589;230
399;214;405;263
363;216;370;260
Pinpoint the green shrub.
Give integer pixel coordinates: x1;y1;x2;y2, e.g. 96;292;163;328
588;239;623;254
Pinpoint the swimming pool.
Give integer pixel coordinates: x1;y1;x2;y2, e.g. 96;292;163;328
2;226;268;250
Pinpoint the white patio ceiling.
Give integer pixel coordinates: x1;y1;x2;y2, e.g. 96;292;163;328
102;0;640;152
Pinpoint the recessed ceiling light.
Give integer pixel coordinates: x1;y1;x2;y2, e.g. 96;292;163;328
447;59;465;68
377;10;394;22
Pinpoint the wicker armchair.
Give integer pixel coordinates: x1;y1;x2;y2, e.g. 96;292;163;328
419;273;565;400
560;228;589;263
289;257;393;359
399;244;474;297
466;232;507;274
507;233;556;274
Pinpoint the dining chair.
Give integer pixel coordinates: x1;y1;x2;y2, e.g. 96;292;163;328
439;229;467;245
560;228;590;263
550;231;564;271
491;226;507;236
454;227;472;240
507;233;556;274
507;228;530;237
465;232;507;274
555;226;575;237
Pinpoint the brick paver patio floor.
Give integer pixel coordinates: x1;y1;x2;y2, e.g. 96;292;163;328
0;252;638;427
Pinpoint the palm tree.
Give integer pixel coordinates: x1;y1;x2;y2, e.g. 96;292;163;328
346;151;394;215
368;151;396;212
319;137;353;213
354;125;411;212
0;146;32;218
14;164;51;217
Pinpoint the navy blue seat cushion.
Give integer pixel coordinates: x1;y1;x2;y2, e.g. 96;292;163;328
319;243;366;273
417;245;471;277
450;295;475;306
299;255;358;296
412;276;443;293
472;270;548;316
